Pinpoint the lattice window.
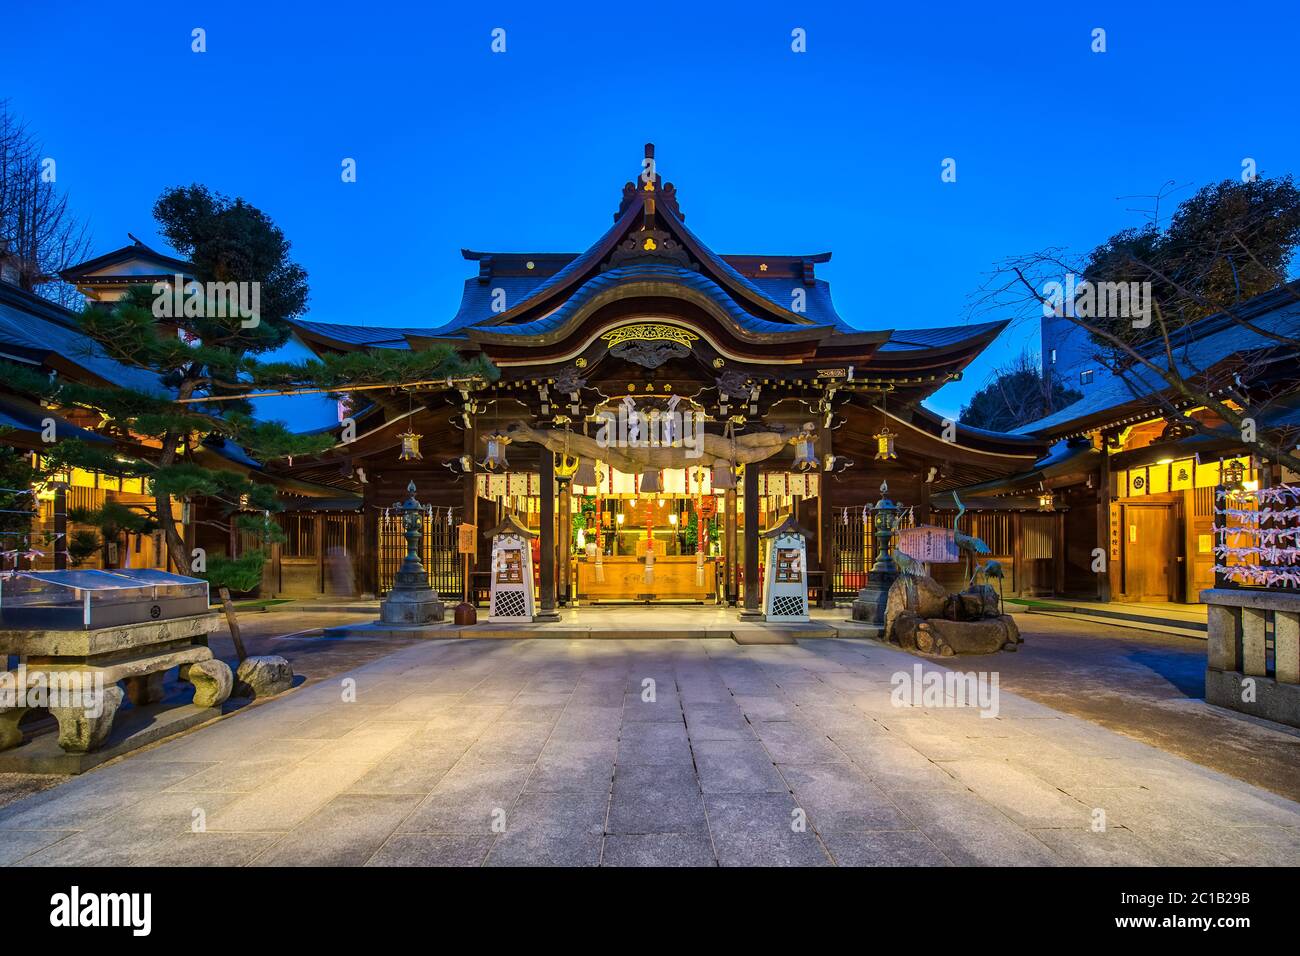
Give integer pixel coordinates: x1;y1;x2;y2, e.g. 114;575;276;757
771;595;805;617
492;590;528;618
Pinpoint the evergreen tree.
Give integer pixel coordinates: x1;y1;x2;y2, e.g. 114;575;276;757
3;185;496;598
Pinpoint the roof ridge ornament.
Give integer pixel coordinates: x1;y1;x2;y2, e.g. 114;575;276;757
617;142;683;222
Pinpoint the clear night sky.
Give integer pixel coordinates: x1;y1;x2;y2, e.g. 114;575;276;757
4;0;1297;425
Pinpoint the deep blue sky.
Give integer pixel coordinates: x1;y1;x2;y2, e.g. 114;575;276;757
4;0;1297;423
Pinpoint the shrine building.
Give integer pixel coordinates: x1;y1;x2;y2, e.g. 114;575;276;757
269;145;1049;611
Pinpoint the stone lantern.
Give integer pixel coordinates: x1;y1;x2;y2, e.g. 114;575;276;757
851;481;900;626
379;481;445;626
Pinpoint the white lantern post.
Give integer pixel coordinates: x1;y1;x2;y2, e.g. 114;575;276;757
761;515;811;623
486;514;537;623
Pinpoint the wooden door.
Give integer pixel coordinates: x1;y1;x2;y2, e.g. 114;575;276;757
1124;504;1173;601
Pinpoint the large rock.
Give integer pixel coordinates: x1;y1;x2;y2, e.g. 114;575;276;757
187;659;233;708
894;612;1023;657
884;575;948;639
234;656;294;699
963;584;1001;618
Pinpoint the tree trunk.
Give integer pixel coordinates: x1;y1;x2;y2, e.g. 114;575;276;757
156;485;189;575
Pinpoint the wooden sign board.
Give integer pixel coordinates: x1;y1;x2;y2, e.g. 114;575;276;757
897;525;959;564
458;522;477;554
495;549;523;584
775;547;803;583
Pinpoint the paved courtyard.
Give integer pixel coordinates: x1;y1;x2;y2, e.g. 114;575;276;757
1;636;1298;866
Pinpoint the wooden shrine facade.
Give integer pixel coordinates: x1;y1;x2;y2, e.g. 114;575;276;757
270;146;1047;607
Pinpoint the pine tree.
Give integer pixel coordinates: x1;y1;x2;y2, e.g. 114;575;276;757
4;185;496;602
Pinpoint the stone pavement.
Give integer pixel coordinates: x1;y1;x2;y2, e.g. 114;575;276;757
1;637;1297;866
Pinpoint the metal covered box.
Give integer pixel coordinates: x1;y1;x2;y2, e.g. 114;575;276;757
0;569;210;630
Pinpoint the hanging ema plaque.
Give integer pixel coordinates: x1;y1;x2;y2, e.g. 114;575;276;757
897;525;960;564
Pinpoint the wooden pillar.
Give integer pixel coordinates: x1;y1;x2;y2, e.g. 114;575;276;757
742;462;761;613
915;473;931;525
1054;509;1067;596
463;414;477;592
539;448;557;615
1097;445;1113;602
557;478;571;606
1011;510;1024;598
315;512;325;595
816;429;834;607
359;480;378;597
724;487;738;605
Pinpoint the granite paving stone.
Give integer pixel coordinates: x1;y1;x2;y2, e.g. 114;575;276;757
703;792;833;866
252;793;421;866
1;633;1296;866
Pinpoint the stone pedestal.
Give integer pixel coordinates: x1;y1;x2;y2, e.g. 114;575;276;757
851;570;897;625
379;566;445;625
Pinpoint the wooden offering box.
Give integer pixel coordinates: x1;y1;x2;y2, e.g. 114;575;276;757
576;555;716;602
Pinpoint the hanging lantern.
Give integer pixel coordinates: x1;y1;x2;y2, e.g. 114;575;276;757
874;426;897;461
1221;457;1247;492
397;428;423;461
573;458;598;487
555;452;579;479
483;431;511;472
640;468;661;493
1037;490;1055;512
711;461;735;489
789;430;818;473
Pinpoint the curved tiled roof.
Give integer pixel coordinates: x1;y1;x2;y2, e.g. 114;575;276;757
468;264;834;341
0;283;167;394
290;320;425;349
880;321;1008;352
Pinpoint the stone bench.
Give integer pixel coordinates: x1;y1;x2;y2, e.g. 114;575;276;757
0;612;230;755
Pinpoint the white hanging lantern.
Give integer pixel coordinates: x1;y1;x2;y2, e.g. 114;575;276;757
789;431;818;472
483;431;511;472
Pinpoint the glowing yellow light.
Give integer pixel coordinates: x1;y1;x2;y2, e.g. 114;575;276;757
397;430;423;461
873;427;897;461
